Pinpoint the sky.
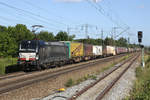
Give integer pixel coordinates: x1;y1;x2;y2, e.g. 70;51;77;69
0;0;149;46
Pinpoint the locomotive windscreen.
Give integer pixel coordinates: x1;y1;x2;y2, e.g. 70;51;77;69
19;40;37;51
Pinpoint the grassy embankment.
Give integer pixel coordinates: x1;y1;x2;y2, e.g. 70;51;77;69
0;57;17;75
125;54;150;100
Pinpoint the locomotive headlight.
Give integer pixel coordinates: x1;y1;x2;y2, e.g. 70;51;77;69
36;55;39;60
19;53;25;58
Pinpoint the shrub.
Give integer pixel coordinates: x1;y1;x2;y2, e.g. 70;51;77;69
65;78;74;87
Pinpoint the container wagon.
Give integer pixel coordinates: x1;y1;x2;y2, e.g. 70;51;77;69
93;45;103;58
116;47;128;54
103;46;116;56
62;41;84;62
83;44;93;60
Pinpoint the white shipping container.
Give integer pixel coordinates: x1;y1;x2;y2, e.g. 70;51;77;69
93;45;102;56
106;46;116;55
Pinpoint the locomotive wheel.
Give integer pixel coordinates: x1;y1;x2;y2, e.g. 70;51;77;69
42;64;48;69
37;64;42;70
57;62;61;67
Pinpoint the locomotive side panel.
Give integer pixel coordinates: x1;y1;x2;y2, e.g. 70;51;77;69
39;42;69;65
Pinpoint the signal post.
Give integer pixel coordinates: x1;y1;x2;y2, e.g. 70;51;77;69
138;31;145;67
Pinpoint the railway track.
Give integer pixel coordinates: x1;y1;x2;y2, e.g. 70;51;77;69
0;53;131;95
0;72;26;81
0;53;128;82
0;54;128;83
68;53;139;100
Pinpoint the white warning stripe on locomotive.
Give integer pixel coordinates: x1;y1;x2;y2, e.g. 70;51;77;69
19;53;36;61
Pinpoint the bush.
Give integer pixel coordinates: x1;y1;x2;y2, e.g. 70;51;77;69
65;79;74;87
0;57;17;75
125;55;150;100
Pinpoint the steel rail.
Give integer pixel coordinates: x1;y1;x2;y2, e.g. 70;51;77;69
0;53;129;95
0;54;127;82
68;53;139;100
95;54;140;100
0;72;26;81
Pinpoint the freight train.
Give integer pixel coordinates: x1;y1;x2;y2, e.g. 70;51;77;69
17;40;138;71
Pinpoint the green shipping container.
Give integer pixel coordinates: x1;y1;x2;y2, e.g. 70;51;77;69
60;41;84;58
61;41;71;58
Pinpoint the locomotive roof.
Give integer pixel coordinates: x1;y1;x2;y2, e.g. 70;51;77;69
44;42;66;46
21;40;65;46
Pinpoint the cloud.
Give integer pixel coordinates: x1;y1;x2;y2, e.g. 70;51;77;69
54;0;102;3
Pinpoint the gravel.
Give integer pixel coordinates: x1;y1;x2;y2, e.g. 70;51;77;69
0;54;126;100
42;79;95;100
40;58;126;100
76;58;131;100
41;54;139;100
102;56;140;100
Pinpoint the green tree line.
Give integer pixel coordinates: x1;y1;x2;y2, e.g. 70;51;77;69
0;24;138;57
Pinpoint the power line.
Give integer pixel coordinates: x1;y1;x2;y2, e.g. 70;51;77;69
0;17;59;31
23;0;70;25
0;1;66;31
86;0;132;40
22;0;75;26
22;0;84;27
0;1;67;28
86;0;129;33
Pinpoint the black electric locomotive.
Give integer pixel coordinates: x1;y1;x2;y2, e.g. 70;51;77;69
18;40;69;70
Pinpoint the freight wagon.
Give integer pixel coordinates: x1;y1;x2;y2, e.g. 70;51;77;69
128;48;134;52
83;44;93;60
92;45;103;58
18;40;69;70
116;47;128;54
103;46;116;56
61;41;84;62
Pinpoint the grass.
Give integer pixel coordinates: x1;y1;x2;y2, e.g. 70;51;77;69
65;78;74;87
96;54;130;75
124;54;150;100
0;57;17;75
65;74;97;87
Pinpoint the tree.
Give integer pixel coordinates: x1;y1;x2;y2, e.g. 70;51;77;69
0;25;7;32
68;34;75;41
7;24;34;43
75;38;103;45
104;37;114;45
37;31;55;41
116;37;127;47
0;24;34;57
0;32;17;57
55;31;68;41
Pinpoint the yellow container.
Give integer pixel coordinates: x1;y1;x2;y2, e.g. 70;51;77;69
70;42;83;57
